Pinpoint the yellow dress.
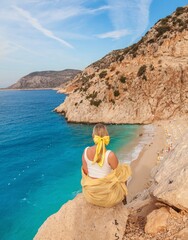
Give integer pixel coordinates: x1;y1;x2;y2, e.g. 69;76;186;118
81;164;131;208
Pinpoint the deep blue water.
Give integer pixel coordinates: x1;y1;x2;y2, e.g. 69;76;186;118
0;90;139;240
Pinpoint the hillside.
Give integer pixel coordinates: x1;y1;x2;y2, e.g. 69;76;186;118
8;69;81;89
55;6;188;124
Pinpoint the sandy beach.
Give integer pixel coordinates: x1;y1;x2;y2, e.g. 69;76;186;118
127;118;188;203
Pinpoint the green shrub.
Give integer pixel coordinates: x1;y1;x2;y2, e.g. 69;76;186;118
118;55;124;62
150;64;154;71
129;43;139;57
175;7;185;16
160;18;169;25
116;54;124;62
137;65;147;77
119;76;126;83
90;99;102;107
99;70;107;78
114;90;120;97
86;91;97;99
132;53;137;58
156;26;171;37
143;75;147;81
176;18;184;27
147;39;155;44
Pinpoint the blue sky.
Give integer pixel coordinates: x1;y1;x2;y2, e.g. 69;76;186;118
0;0;188;88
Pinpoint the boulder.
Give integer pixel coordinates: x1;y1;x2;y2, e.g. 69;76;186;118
34;194;129;240
145;207;170;234
152;133;188;210
152;132;188;211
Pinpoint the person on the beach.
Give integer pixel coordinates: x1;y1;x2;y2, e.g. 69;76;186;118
81;123;131;208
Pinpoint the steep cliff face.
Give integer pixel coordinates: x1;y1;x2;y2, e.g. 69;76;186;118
55;6;188;124
8;69;81;89
34;119;188;240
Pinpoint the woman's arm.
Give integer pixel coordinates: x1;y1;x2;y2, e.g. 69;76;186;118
108;151;119;169
82;154;88;175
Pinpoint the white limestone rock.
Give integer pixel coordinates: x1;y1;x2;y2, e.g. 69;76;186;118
153;132;188;211
34;194;129;240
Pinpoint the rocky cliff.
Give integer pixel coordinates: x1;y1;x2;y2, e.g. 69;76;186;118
8;69;81;89
34;119;188;240
55;6;188;124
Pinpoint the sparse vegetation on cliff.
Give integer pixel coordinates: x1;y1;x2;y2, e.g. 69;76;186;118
156;25;171;37
90;99;102;107
114;90;120;97
86;91;97;99
175;7;185;16
119;76;127;83
55;5;188;124
137;65;147;77
99;70;107;78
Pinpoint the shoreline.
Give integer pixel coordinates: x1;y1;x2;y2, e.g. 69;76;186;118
0;88;55;91
127;118;188;202
117;124;155;165
34;117;188;239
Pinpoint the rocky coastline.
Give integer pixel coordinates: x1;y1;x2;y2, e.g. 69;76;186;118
34;118;188;240
55;6;188;124
7;69;81;90
34;6;188;240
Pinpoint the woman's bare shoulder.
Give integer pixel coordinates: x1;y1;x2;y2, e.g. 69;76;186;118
108;150;117;158
108;151;118;169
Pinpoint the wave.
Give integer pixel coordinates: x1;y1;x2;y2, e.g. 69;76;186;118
117;124;155;164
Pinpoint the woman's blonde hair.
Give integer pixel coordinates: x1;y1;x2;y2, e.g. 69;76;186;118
92;123;109;138
92;124;109;165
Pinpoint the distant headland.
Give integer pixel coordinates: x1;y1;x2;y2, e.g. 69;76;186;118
4;69;81;90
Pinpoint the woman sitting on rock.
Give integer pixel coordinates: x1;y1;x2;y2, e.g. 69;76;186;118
81;123;131;208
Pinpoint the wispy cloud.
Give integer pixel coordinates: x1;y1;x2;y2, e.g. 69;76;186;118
96;29;130;39
12;5;74;48
39;5;110;22
98;0;152;41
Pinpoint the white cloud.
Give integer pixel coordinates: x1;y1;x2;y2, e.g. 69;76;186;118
105;0;152;41
39;5;110;22
12;5;74;48
96;29;130;39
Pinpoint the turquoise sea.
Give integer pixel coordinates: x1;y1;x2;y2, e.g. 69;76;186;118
0;90;140;240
